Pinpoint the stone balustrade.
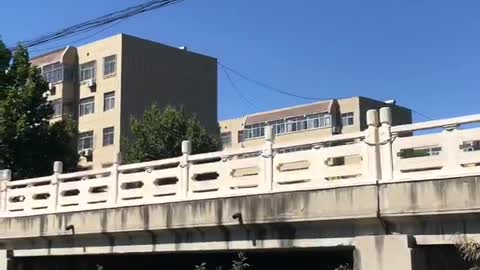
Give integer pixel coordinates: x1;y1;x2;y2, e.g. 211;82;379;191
1;107;480;218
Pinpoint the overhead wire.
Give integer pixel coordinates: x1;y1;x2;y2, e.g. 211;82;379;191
7;0;438;121
10;0;184;50
220;62;436;121
29;19;127;53
411;109;434;121
220;64;258;111
218;62;332;101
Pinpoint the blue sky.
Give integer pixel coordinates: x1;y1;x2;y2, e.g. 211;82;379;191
1;0;479;121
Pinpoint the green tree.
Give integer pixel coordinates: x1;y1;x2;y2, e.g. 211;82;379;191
123;104;220;163
0;41;78;179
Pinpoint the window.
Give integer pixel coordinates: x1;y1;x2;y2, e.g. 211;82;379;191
78;131;94;151
103;127;114;146
271;120;286;135
238;131;245;143
221;132;232;147
104;91;115;111
342;112;354;126
42;62;63;83
267;113;332;136
80;61;96;81
103;55;117;76
51;99;62;117
244;123;266;140
79;97;94;116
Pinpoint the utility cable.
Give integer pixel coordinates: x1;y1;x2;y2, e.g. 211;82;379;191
10;0;184;50
29;19;127;53
411;109;434;121
220;64;257;111
218;62;332;101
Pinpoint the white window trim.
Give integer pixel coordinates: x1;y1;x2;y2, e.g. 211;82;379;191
51;99;63;118
79;97;95;117
80;61;96;82
78;131;94;151
103;55;117;78
42;62;64;84
241;113;333;141
103;127;115;146
103;91;115;112
341;112;355;126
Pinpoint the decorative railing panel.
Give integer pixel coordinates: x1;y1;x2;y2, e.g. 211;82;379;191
1;109;480;217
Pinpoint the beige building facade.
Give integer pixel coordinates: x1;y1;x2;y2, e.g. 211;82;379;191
31;34;218;169
219;96;412;150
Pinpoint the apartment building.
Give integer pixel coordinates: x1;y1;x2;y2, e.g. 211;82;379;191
219;96;412;150
31;34;218;169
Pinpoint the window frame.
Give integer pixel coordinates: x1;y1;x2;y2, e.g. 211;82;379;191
79;97;95;117
243;123;266;140
341;112;355;126
103;55;117;77
102;127;115;146
42;62;64;83
51;99;62;118
103;91;115;112
80;61;96;82
78;131;94;151
221;132;232;147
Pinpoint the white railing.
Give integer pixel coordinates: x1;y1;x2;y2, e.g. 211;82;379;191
1;108;480;217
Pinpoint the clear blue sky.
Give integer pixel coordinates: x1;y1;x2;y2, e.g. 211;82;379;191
1;0;479;121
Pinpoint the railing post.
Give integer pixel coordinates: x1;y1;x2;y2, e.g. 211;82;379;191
379;107;393;181
366;109;381;180
263;126;274;192
180;140;191;199
442;124;459;174
0;170;12;213
52;161;63;211
111;152;121;206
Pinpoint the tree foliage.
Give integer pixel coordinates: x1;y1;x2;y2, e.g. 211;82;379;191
123;104;220;163
194;253;250;270
456;237;480;270
0;40;78;179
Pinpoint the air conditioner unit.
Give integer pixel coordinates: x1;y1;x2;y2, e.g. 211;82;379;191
86;79;96;91
48;83;56;95
78;149;93;162
84;149;93;157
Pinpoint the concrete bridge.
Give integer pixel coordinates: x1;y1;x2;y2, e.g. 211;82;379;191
1;107;480;269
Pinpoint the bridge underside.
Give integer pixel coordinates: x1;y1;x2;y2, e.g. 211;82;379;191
1;176;480;269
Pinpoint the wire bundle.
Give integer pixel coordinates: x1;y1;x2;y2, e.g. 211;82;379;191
15;0;184;49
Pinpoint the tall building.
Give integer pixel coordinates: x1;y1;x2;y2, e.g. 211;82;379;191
219;96;412;150
31;34;218;169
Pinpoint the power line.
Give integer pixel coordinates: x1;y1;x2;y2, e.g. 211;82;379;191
218;62;332;101
220;64;258;111
29;19;127;53
11;0;184;50
411;109;434;121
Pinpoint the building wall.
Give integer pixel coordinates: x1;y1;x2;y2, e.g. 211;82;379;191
76;35;123;168
31;34;218;170
220;97;376;150
358;97;412;130
120;35;218;143
32;47;78;122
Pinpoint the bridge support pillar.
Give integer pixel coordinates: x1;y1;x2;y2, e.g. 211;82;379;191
353;235;417;270
0;250;13;270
